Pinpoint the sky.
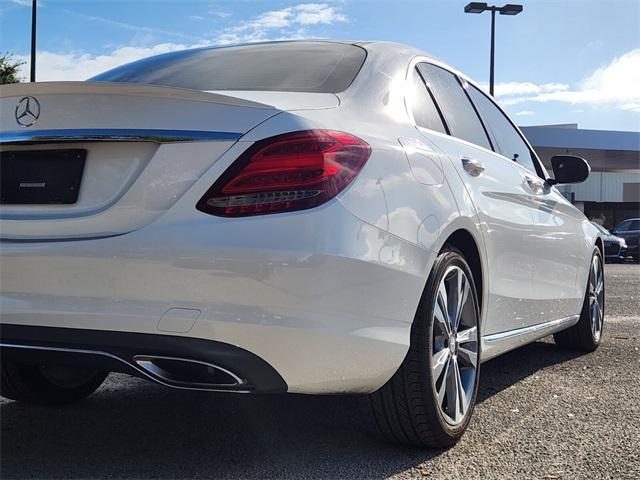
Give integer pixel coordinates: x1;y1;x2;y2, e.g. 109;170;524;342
1;0;639;132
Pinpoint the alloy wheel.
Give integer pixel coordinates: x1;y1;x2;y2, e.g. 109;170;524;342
431;265;479;426
589;254;605;342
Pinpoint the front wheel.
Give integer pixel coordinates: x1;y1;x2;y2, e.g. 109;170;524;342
1;360;108;404
368;247;480;447
554;247;605;352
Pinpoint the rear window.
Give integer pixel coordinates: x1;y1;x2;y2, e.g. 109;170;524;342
89;42;367;93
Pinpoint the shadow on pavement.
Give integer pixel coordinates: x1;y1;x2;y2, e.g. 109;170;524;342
0;339;584;479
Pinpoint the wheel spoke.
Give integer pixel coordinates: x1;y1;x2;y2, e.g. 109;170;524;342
434;293;451;338
595;277;604;295
456;326;477;345
446;357;459;421
436;356;450;406
455;360;467;419
453;270;467;331
432;348;450;382
458;346;478;368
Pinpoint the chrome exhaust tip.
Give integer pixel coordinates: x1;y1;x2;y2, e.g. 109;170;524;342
132;355;247;391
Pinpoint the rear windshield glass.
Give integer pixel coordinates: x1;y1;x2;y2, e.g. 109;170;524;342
89;42;367;93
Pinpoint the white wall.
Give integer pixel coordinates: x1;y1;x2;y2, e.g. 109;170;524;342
559;172;640;202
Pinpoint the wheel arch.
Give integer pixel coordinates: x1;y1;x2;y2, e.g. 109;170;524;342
594;235;604;258
441;229;484;315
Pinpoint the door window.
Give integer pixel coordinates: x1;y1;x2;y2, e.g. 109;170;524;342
417;63;492;150
410;68;447;134
466;84;540;175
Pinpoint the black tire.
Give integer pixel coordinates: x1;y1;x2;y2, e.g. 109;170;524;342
1;360;108;404
554;248;605;352
367;247;481;448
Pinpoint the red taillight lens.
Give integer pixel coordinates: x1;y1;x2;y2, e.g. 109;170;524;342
196;130;371;217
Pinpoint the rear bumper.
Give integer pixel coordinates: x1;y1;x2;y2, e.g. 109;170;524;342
0;324;287;393
0;201;434;394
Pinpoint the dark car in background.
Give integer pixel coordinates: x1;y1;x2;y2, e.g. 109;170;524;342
611;218;640;262
592;222;629;263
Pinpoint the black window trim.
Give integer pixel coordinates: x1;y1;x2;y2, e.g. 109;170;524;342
455;75;495;152
413;65;450;136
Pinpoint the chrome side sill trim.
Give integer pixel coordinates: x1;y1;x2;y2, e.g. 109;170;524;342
0;343;251;393
0;129;242;145
481;314;580;363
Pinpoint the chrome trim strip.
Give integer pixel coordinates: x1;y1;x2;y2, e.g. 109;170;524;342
0;342;251;393
481;314;580;363
0;129;242;145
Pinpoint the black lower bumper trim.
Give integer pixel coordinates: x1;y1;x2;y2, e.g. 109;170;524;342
0;324;287;393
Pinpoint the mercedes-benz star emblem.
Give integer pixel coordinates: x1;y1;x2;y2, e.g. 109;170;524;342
15;96;41;127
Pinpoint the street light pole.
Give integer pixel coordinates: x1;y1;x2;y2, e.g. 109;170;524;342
489;8;496;96
464;3;523;96
30;0;37;82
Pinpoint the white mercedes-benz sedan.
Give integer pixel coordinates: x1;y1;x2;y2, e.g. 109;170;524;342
0;41;604;447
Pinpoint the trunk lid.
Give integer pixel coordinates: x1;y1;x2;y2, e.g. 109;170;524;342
0;82;280;240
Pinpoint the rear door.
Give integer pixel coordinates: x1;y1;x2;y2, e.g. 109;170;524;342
414;62;539;335
465;83;585;320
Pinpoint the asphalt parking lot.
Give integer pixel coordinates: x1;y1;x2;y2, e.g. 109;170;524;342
1;264;639;479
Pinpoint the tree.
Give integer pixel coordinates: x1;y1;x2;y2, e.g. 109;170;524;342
0;54;25;84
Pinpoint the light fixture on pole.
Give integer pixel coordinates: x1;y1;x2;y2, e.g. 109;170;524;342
464;2;523;96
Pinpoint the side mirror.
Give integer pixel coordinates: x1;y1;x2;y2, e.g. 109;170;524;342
548;155;590;185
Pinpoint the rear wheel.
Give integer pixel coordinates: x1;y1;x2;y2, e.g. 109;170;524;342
554;248;605;352
1;360;108;404
368;248;480;447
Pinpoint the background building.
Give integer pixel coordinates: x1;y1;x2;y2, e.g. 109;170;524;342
522;124;640;229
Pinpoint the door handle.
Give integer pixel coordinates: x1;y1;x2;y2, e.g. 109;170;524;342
461;157;485;177
525;176;545;194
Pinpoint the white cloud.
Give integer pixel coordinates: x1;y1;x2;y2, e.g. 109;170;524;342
14;3;348;81
481;82;568;97
215;3;346;44
620;103;640;113
494;49;640;112
208;8;232;19
17;43;192;81
61;10;199;41
294;3;346;24
9;0;35;6
515;110;535;116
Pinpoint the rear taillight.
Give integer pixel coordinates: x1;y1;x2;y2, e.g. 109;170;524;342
196;130;371;217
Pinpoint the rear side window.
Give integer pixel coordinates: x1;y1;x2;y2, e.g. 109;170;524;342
90;42;367;93
417;63;491;150
466;84;539;174
410;68;446;134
